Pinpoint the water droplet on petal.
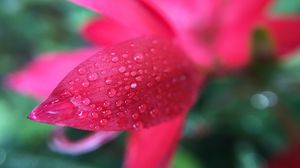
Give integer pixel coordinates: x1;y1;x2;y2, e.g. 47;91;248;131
103;101;110;107
82;98;91;105
91;112;99;118
150;109;158;117
88;72;98;81
105;78;113;85
122;53;128;58
115;100;123;107
112;56;119;62
130;71;137;76
150;48;156;53
82;81;90;87
133;53;144;63
135;76;142;82
133;121;144;129
107;89;117;97
100;118;108;126
147;82;153;87
130;83;137;89
118;66;126;73
138;104;147;114
77;67;86;75
132;113;139;120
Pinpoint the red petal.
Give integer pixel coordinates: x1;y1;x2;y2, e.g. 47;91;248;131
81;17;139;46
221;0;271;27
70;0;173;37
28;37;204;131
142;0;219;30
6;48;98;99
267;144;300;168
215;0;272;70
215;27;252;70
262;16;300;57
124;114;186;168
50;127;119;155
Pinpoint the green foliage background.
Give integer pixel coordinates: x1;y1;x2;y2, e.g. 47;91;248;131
0;0;300;168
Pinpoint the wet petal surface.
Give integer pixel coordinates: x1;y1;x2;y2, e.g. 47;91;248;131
29;37;204;131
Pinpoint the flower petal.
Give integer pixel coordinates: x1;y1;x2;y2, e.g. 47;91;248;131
267;144;300;168
215;0;272;70
6;48;98;99
28;37;204;131
221;0;272;27
215;27;252;70
70;0;173;37
81;17;139;46
49;127;119;155
262;16;300;58
141;0;219;30
124;113;186;168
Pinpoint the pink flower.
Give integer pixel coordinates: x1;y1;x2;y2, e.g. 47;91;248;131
6;0;300;167
267;144;300;168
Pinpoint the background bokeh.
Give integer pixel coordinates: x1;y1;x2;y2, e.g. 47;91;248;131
0;0;300;168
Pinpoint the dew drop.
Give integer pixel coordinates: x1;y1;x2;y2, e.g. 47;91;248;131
127;92;135;98
77;67;86;75
95;62;101;68
118;66;126;73
130;83;137;89
132;113;139;120
150;48;156;53
135;76;142;82
122;53;128;58
124;85;130;90
112;56;119;62
107;89;117;97
100;118;108;126
102;110;112;115
91;112;99;118
88;72;98;81
96;106;103;111
103;101;110;107
82;98;91;105
133;53;144;63
105;78;113;85
150;109;158;117
115;100;123;107
155;76;161;81
133;121;144;129
130;71;137;76
82;81;90;87
152;40;158;44
147;82;153;87
138;104;147;114
138;69;143;74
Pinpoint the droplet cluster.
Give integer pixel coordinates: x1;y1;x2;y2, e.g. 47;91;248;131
31;37;203;131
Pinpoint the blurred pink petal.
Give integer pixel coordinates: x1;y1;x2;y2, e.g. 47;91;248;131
70;0;173;37
124;114;186;168
28;37;204;131
49;127;119;155
267;144;300;168
81;17;139;46
221;0;272;27
141;0;219;31
262;16;300;58
215;0;272;70
6;48;98;99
